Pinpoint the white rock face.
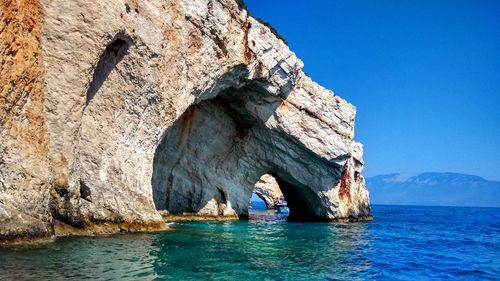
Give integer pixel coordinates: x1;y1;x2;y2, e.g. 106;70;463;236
0;0;371;242
253;174;283;209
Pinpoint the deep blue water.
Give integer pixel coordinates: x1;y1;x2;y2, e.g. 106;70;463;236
0;205;499;280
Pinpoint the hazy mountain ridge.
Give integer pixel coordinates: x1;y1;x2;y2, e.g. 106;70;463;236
367;173;499;207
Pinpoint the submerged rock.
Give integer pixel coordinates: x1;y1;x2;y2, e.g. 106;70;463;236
0;0;371;243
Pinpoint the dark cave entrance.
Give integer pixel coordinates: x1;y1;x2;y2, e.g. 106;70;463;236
152;85;320;221
267;172;320;221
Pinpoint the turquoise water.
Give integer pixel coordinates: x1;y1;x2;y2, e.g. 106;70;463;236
1;205;499;280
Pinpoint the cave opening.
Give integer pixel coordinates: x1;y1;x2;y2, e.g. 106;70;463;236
152;84;319;221
250;173;284;208
248;171;322;220
249;173;290;219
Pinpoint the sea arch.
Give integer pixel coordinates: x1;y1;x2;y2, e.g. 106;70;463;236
151;78;348;221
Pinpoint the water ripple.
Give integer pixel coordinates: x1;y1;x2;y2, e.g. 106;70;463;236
0;206;499;280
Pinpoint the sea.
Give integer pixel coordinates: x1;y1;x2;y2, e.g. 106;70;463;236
0;203;498;280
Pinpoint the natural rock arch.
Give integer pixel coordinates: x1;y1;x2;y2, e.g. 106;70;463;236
151;79;357;221
252;174;283;209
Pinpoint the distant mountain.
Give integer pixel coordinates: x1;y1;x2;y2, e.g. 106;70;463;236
366;172;500;207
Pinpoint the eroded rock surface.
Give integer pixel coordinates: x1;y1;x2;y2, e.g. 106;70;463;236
0;0;371;243
253;174;283;209
0;0;52;242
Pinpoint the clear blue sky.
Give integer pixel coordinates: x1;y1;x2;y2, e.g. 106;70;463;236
246;0;500;181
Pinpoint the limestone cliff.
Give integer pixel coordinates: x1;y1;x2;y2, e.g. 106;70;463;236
0;0;371;243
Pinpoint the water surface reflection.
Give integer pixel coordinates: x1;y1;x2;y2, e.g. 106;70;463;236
1;206;498;280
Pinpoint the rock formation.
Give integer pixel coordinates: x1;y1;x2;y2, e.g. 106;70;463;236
253;174;283;209
0;0;371;243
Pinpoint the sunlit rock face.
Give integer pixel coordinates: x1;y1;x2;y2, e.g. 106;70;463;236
0;0;52;242
253;174;283;209
0;0;370;242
